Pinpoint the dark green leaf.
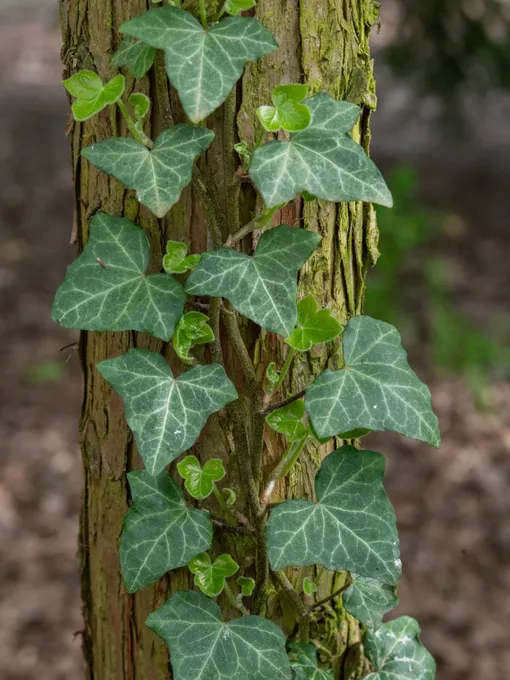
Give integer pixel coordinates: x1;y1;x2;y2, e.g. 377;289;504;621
163;240;201;274
63;70;125;121
177;455;225;499
285;295;343;351
173;312;214;362
288;643;333;680
188;552;239;597
112;37;156;77
257;84;311;133
266;400;308;442
343;576;398;630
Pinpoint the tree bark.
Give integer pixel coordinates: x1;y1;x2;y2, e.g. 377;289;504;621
59;1;381;678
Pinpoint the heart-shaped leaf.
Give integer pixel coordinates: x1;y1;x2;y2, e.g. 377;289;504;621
188;552;239;597
163;240;201;274
120;470;212;593
52;212;185;341
288;643;333;680
343;575;398;630
363;617;436;680
121;6;278;123
82;125;214;218
285;295;343;351
129;92;150;119
147;590;291;680
302;577;318;597
177;455;225;499
266;445;401;584
250;92;393;208
112;37;156;78
186;226;321;336
305;316;440;447
266;400;308;442
237;576;256;597
226;0;256;15
97;349;238;475
173;312;214;362
63;70;125;122
257;84;311;133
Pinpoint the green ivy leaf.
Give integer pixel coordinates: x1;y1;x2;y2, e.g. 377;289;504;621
163;240;201;274
97;349;237;475
173;312;214;362
363;617;436;680
226;0;257;15
52;212;185;341
302;577;318;597
305;316;440;447
82;126;214;218
266;445;401;583
121;6;277;123
266;361;280;387
147;590;292;680
250;93;393;208
266;400;308;442
224;488;237;506
112;37;156;77
129;92;150;119
120;470;212;593
63;70;125;121
188;552;239;597
237;576;256;597
186;226;321;336
234;140;252;166
177;455;225;499
257;84;311;133
288;643;334;680
285;295;343;351
343;576;398;630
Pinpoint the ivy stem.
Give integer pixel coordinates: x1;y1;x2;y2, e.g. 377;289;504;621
199;0;208;27
213;2;227;22
260;435;309;510
310;579;351;611
228;205;282;246
273;571;310;642
268;347;296;396
213;484;252;530
263;388;307;415
224;582;249;616
116;100;151;147
254;126;265;149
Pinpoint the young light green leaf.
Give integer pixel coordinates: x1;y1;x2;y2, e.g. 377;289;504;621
237;576;256;597
112;37;156;77
266;445;401;584
363;617;436;680
186;226;321;336
266;400;308;442
266;361;280;388
173;312;214;362
121;6;277;123
305;316;440;447
285;295;343;351
343;576;398;630
226;0;256;15
120;470;212;593
129;92;150;119
63;70;125;121
163;240;201;274
257;84;311;133
177;455;225;499
147;590;291;680
52;212;185;341
97;349;238;475
82;125;214;218
188;552;239;597
302;577;318;597
250;92;393;208
234;141;252;166
288;643;334;680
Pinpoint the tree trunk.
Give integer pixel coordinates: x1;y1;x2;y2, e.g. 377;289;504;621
59;1;380;678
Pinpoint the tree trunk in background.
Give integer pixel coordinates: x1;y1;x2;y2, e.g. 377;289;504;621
59;1;380;678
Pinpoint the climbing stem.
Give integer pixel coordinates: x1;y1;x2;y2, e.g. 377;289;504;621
199;0;208;27
214;2;227;22
273;571;310;642
224;582;249;616
269;347;296;395
228;205;282;246
261;435;309;508
116;100;151;147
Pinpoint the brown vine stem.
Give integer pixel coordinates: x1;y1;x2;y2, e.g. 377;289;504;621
262;388;307;415
310;579;352;611
227;204;282;246
273;571;310;643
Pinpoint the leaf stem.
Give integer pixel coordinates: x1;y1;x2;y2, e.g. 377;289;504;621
310;580;351;611
263;388;307;415
116;99;151;147
213;485;252;529
273;571;310;642
260;434;308;509
228;204;282;246
269;347;296;395
254;126;265;150
224;582;249;615
213;2;227;22
199;0;208;27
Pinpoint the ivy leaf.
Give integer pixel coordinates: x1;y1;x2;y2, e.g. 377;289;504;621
265;362;280;388
63;70;125;121
266;400;308;442
52;212;185;341
257;84;311;133
121;6;278;123
82;125;214;218
129;92;150;119
120;470;212;593
147;590;291;680
305;316;440;447
112;37;156;77
343;576;399;630
363;617;436;680
177;455;225;499
163;240;201;274
173;312;214;362
266;445;401;584
237;576;256;597
224;488;237;506
188;552;239;597
250;92;393;208
186;226;321;336
226;0;257;15
97;349;238;475
302;577;318;597
285;295;343;351
288;643;334;680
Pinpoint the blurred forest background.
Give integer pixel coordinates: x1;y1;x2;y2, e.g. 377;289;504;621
0;1;509;679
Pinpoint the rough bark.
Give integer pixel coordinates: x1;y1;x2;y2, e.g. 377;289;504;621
59;1;381;678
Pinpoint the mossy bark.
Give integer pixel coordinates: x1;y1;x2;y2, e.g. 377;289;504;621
59;1;381;678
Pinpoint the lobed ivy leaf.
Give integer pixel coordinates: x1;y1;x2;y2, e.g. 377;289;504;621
121;6;278;123
129;92;150;119
288;643;334;680
186;226;321;336
257;84;312;133
302;577;318;597
285;295;343;351
343;575;399;630
363;617;436;680
163;240;201;274
173;312;214;362
305;316;440;447
177;455;225;499
63;70;125;121
82;125;214;218
112;37;156;78
52;212;185;341
226;0;257;15
266;445;401;584
120;470;212;593
266;400;308;442
97;349;237;475
188;552;239;598
250;93;393;208
146;590;292;680
237;576;256;597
